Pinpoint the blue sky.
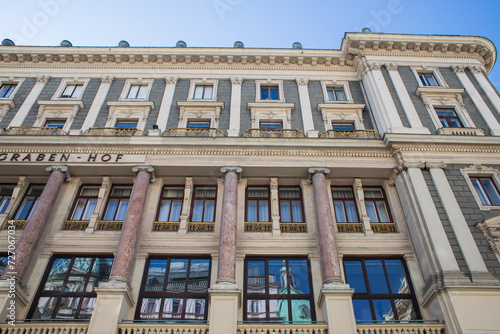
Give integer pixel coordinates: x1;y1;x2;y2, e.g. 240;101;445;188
2;0;499;89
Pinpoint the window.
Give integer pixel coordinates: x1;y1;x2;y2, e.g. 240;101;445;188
191;186;216;222
332;187;359;223
260;122;282;129
127;85;148;99
418;73;439;87
364;187;392;223
0;84;16;98
69;186;99;221
157;186;184;222
193;85;213;100
115;120;138;128
61;84;83;98
102;186;132;221
279;187;304;223
28;256;113;319
0;256;6;276
136;257;210;320
260;86;280;101
435;108;463;128
244;257;315;321
332;122;355;130
344;258;420;322
470;177;500;206
187;121;210;128
327;87;347;101
0;184;15;214
44;119;66;129
14;185;44;220
246;186;270;222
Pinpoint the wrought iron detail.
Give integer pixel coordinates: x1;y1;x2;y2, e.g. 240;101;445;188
62;220;89;231
319;129;381;139
162;128;226;137
153;222;180;232
3;126;68;136
96;220;123;231
188;222;215;232
8;220;27;230
241;129;306;138
337;223;364;233
280;223;307;233
371;222;398;233
83;127;146;136
245;222;273;232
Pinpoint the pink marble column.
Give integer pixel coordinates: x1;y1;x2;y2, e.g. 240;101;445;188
308;167;343;285
6;165;68;280
216;166;242;284
109;166;154;282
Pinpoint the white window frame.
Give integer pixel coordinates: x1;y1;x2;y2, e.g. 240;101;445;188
320;80;353;103
247;102;295;129
176;101;225;128
410;66;448;88
187;79;218;102
461;165;500;211
105;101;155;131
52;78;90;100
317;104;366;130
0;78;25;121
255;80;285;102
119;79;154;101
34;100;84;133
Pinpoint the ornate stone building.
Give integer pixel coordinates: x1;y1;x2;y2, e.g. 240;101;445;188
0;31;499;334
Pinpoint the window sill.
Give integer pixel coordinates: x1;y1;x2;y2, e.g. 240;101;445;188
437;127;484;136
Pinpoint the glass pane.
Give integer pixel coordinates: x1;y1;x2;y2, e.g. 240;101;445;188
170;201;182;221
291;299;312;321
32;296;58;319
261;87;269;100
15;197;35;220
344;261;367;293
247;299;267;319
44;258;72;291
204;86;213;99
192;200;204;222
72;85;83;98
327;89;334;101
247;200;257;222
373;299;394;321
185;298;206;319
112;186;132;197
127;85;139;98
87;258;113;292
376;201;390;222
167;259;188;291
385;259;408;294
81;186;99;197
0;257;7;276
364;189;383;198
274;299;289;321
260;122;282;129
115;200;129;220
194;86;204;99
188;121;210;128
279;188;300;198
55;297;80;319
162;298;183;319
280;202;291;222
333;123;355;130
140;298;161;319
334;202;347;223
158;200;172;221
0;198;9;214
352;299;372;321
62;85;75;97
79;297;96;319
365;260;389;294
116;121;137;128
145;259;168;291
345;201;359;223
449;118;462;128
291;201;303;222
288;259;310;294
66;257;93;292
195;187;216;198
248;187;268;198
71;199;87;220
268;259;287;294
395;299;417;321
335;88;346;101
259;201;269;222
482;179;500;205
82;199;97;220
203;200;215;222
472;179;491;205
365;202;378;223
137;86;147;99
270;87;279;100
426;75;438;86
247;261;265;293
164;187;184;198
103;199;118;220
188;259;209;291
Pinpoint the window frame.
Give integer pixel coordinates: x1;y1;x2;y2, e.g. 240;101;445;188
156;185;185;222
135;255;211;321
363;187;393;223
0;184;15;214
434;107;464;128
119;79;154;101
331;186;360;223
102;185;133;221
245;185;271;223
278;186;305;223
187;79;218;102
461;165;500;211
68;185;100;221
255;80;285;102
469;176;500;206
410;67;448;88
13;184;45;221
190;185;217;223
52;78;90;100
0;83;17;98
418;72;440;87
320;81;353;104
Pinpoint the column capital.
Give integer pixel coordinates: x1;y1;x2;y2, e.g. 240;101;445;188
46;165;70;181
468;65;484;74
230;76;243;85
220;166;242;175
385;63;398;71
451;65;465;73
296;78;309;86
132;165;155;182
403;161;426;170
425;162;447;170
36;75;50;83
308;167;331;182
101;76;115;84
165;76;178;85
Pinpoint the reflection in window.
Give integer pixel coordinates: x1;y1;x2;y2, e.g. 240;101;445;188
435;108;463;128
471;177;500;206
137;257;210;320
61;84;83;98
0;256;7;276
0;84;16;98
103;186;132;221
246;186;270;222
44;120;66;129
327;87;346;101
157;186;184;222
279;187;304;223
191;186;216;222
69;186;99;221
245;258;314;321
0;184;15;214
261;86;279;100
28;256;113;319
14;185;45;220
363;187;392;223
344;258;420;322
418;73;439;86
332;187;359;223
187;121;211;128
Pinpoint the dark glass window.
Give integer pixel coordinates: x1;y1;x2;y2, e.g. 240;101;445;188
69;186;99;221
103;186;132;221
332;187;359;223
327;87;347;101
61;84;83;98
363;187;392;223
332;123;355;130
191;186;216;222
344;258;420;322
246;186;270;222
470;177;500;206
435;108;463;128
418;73;439;86
115;120;138;128
0;84;16;98
0;184;15;214
14;184;44;220
136;257;211;320
157;186;184;222
261;86;279;100
279;187;304;223
187;121;211;128
245;257;315;322
44;120;66;129
0;256;7;276
28;256;113;319
193;85;213;99
127;85;147;99
260;122;282;129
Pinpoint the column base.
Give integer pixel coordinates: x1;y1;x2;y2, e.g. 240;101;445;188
307;130;319;138
318;282;357;334
209;282;241;334
0;277;29;323
227;129;240;137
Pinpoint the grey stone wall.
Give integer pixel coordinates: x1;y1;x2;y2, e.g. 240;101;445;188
21;78;61;126
350;81;374;130
217;80;231;132
0;78;36;128
284;80;303;132
166;79;189;129
71;78;100;130
94;79;125;127
240;80;255;132
382;66;410;128
465;69;500;125
307;81;325;132
144;80;166;130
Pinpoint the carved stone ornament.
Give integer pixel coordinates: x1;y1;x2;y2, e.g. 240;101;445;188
451;65;465;73
132;165;155;182
230;77;243;85
296;78;309;86
385;63;398;71
101;76;114;84
46;165;71;181
36;75;50;83
308;167;331;182
425;162;447;170
403;161;426;170
165;76;178;85
468;66;483;74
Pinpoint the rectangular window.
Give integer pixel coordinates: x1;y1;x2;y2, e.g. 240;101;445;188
0;184;15;214
246;186;270;222
245;257;315;321
69;186;99;221
127;85;148;99
470;177;500;206
14;184;44;220
115;120;138;128
418;73;439;86
332;122;355;130
187;121;211;128
327;87;347;101
136;257;211;320
332;187;359;223
344;258;420;322
193;85;214;100
435;108;463;128
191;186;216;222
103;186;132;221
279;187;304;223
260;86;279;100
260;122;282;129
61;84;83;98
44;120;66;129
0;83;16;98
28;256;113;319
157;186;184;222
363;187;392;223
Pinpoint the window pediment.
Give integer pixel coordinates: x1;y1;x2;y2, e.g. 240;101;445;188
34;100;85;132
176;101;224;128
317;103;366;130
247;102;295;129
105;101;154;130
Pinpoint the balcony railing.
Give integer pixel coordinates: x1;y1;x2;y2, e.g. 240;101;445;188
119;321;209;334
83;127;146;136
238;322;328;334
437;127;484;136
5;220;28;230
337;222;364;233
356;322;445;334
62;220;89;231
280;222;307;233
162;127;226;137
245;222;273;232
371;222;398;233
3;126;68;136
153;221;180;232
241;128;306;138
188;222;215;232
96;220;123;231
0;322;89;334
319;129;381;139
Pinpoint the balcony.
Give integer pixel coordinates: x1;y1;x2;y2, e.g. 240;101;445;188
162;127;226;137
83;127;146;136
280;222;307;233
241;128;306;138
0;321;89;334
95;220;123;231
238;322;328;334
3;126;67;136
356;321;445;334
153;221;180;232
62;220;89;231
245;222;273;232
118;321;209;334
337;222;364;233
319;129;381;139
437;127;484;136
188;222;215;232
371;222;397;233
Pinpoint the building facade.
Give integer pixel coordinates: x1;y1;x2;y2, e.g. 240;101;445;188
0;32;499;334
